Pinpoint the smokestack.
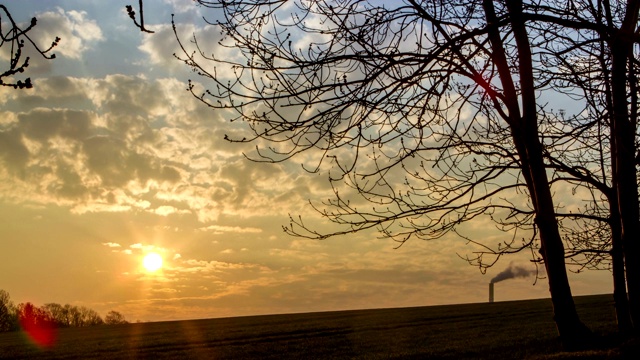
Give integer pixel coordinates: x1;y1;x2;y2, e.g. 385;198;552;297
489;282;494;303
488;263;535;303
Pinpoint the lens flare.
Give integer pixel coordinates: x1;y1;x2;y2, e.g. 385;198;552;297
19;303;57;348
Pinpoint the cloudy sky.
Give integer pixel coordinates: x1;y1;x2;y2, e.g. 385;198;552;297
0;0;613;322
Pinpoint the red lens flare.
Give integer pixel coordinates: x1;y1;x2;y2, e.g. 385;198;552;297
18;302;57;348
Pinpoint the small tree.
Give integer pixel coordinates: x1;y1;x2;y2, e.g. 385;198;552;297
104;310;128;325
79;307;104;326
0;289;17;332
42;303;69;327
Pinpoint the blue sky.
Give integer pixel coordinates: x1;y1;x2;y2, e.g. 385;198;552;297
0;0;613;322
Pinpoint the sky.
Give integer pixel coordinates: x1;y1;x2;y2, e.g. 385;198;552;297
0;0;614;322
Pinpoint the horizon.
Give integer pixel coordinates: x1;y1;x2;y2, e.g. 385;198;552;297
118;292;615;324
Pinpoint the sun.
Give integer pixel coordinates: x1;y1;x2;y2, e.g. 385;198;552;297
142;252;163;272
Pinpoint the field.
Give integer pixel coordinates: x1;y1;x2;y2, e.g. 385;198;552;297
1;294;638;359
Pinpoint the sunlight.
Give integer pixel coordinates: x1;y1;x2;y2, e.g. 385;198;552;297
142;252;163;272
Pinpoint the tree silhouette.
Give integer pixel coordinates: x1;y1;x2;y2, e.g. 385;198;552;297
606;0;640;330
1;290;114;332
104;310;128;325
523;0;640;330
43;303;105;327
0;290;17;332
0;4;59;89
170;0;640;345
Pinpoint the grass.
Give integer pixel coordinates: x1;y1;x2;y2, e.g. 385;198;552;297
1;294;638;359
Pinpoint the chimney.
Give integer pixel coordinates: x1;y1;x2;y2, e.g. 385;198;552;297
489;282;494;303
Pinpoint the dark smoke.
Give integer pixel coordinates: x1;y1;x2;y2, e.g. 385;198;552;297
490;263;535;283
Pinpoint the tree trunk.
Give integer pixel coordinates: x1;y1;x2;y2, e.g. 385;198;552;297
515;116;591;345
483;0;590;347
609;0;640;329
522;142;591;345
610;202;632;332
611;54;640;328
600;29;633;332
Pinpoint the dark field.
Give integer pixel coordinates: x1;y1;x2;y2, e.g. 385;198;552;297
1;294;638;359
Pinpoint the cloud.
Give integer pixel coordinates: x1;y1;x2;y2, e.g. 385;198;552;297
0;76;183;210
198;225;263;234
153;205;189;216
88;236;494;322
137;21;240;81
29;8;104;61
0;73;332;228
102;242;121;248
19;107;93;141
150;287;179;294
137;23;195;71
163;0;198;13
130;243;147;250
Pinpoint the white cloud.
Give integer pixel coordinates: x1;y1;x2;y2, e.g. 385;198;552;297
0;73;330;229
163;0;198;13
67;10;102;41
137;21;240;81
198;225;263;234
0;111;18;127
153;205;189;216
137;23;194;71
31;8;104;60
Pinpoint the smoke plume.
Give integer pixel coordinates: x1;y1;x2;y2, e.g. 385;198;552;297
490;263;535;283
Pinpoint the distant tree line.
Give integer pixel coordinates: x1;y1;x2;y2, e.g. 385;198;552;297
0;289;128;333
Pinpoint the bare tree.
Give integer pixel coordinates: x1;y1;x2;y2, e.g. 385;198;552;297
546;109;632;330
0;4;59;89
173;0;617;345
104;310;128;325
0;289;17;332
42;303;69;327
606;0;640;329
525;0;640;330
43;303;105;327
79;306;104;326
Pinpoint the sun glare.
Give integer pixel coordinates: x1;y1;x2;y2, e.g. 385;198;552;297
142;252;163;272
